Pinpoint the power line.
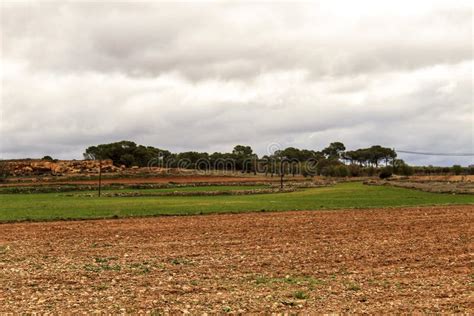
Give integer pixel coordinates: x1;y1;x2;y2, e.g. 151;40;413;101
396;150;474;157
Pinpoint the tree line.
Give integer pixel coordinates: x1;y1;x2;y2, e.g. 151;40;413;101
83;140;416;177
83;140;474;177
0;141;469;182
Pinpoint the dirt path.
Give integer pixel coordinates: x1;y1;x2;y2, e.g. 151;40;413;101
0;206;472;313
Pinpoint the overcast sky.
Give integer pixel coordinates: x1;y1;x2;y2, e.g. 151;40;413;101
1;0;473;166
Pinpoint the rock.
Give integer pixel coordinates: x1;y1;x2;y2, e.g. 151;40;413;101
4;159;118;176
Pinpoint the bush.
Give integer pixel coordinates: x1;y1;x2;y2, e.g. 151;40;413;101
320;164;349;177
348;164;361;177
0;162;10;182
300;163;316;177
366;166;376;177
336;165;349;177
452;165;462;175
398;164;414;176
379;166;393;179
393;159;414;176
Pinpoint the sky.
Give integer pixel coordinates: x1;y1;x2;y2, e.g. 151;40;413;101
1;0;473;166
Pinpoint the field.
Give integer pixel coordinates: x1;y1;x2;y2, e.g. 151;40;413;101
0;205;472;313
1;178;473;313
0;182;473;222
367;175;474;194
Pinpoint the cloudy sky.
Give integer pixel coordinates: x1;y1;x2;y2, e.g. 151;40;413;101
1;0;473;166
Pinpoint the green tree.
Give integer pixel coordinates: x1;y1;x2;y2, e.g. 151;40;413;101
232;145;255;172
84;141;170;167
42;155;54;161
119;153;136;167
393;159;414;176
322;142;346;160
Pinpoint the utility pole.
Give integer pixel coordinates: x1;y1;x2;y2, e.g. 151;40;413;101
280;169;284;189
98;159;102;197
280;156;284;190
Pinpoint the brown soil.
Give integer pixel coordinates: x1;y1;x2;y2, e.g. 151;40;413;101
0;206;472;313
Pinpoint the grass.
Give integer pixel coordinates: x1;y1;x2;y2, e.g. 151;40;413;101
0;184;269;195
0;182;472;222
65;185;269;195
345;282;362;291
84;263;121;272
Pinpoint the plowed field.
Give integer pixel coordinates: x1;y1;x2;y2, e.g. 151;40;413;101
0;206;472;313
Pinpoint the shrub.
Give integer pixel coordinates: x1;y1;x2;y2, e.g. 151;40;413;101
379;166;393;179
366;166;376;176
0;161;10;182
300;162;316;177
452;165;462;175
336;165;349;177
394;161;414;176
348;164;361;177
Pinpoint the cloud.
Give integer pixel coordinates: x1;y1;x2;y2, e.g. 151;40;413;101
1;1;473;166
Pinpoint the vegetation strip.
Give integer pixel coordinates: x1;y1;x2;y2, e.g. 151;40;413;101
0;182;472;222
98;188;297;197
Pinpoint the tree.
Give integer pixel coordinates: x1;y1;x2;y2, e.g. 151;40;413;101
367;145;386;167
119;153;136;167
177;152;209;169
393;159;414;176
345;146;396;167
382;148;397;166
0;161;10;182
84;140;137;162
322;142;346;160
84;141;170;168
232;145;253;156
232;145;255;172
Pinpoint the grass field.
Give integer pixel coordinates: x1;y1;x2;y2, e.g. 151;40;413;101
64;185;269;195
0;182;473;222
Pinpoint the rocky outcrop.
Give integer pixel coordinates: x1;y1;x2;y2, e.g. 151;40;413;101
5;159;120;176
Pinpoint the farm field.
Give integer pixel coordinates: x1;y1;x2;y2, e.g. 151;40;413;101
0;182;473;222
0;205;472;313
0;175;278;187
3;1;472;313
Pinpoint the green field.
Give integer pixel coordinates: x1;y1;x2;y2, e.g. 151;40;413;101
0;182;472;222
64;185;269;195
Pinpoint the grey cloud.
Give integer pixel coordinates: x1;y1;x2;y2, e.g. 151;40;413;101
2;2;472;79
1;1;473;166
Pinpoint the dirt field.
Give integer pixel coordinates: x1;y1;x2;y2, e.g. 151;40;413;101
0;206;472;313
